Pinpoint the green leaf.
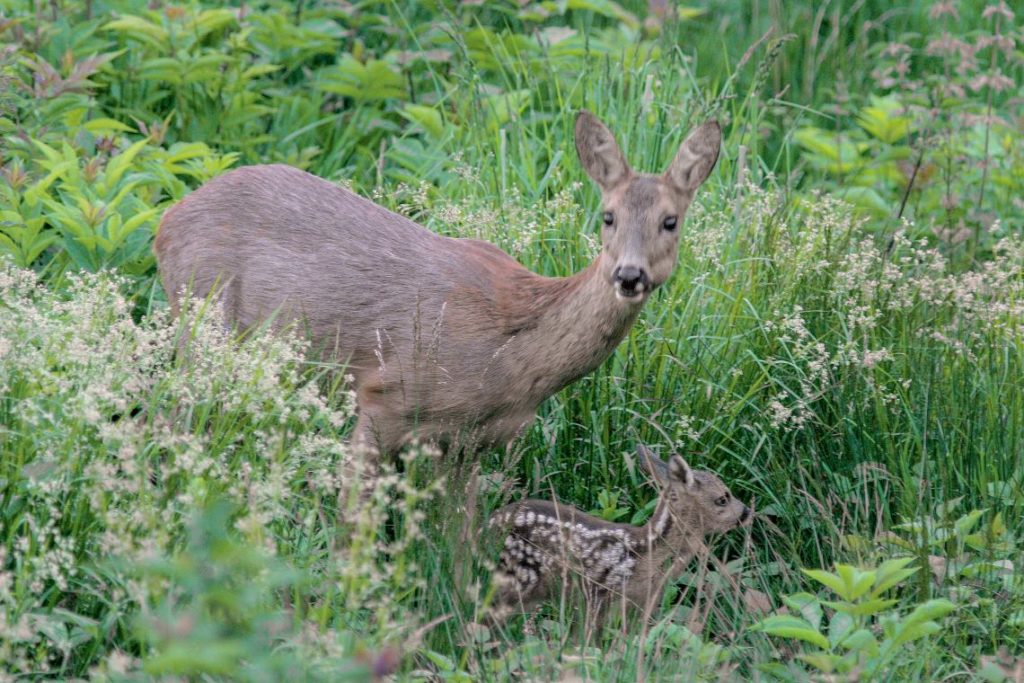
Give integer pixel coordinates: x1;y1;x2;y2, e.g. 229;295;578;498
822;598;898;617
891;621;941;645
100;139;149;195
483;89;531;130
802;568;847;598
828;611;854;649
752;615;830;650
954;508;987;537
103;15;170;50
857;95;911;144
835;186;890;217
871;557;918;597
137;57;185;85
400;104;445;139
566;0;639;28
902;598;957;627
315;56;406;102
797;652;843;673
782;592;823;631
188;8;238;38
83;118;133;134
840;628;879;656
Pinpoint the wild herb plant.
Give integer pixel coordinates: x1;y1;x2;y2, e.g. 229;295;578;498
0;0;1022;679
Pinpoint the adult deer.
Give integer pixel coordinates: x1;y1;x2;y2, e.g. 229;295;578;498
155;112;720;461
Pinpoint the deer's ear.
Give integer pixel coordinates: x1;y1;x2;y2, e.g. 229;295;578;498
576;110;631;192
663;120;721;193
636;444;670;486
668;455;694;487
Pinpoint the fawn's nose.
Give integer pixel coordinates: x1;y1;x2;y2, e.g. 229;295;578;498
612;265;649;297
739;506;752;525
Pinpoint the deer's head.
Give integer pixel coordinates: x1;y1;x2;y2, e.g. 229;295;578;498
637;444;751;535
576;112;720;302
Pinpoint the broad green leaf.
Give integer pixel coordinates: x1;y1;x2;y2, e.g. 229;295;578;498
115;208;160;244
566;0;639;28
822;598;898;617
401;104;445;139
794;127;862;165
934;497;964;517
315;56;406;102
901;599;956;627
752;615;830;649
828;611;854;649
797;652;843;673
835;186;889;216
990;511;1007;536
840;628;879;655
483;89;531;130
954;508;987;537
872;557;918;596
24;163;68;206
891;621;941;646
101;139;149;195
83;118;133;134
801;568;847;598
189;8;237;38
242;64;282;80
184;54;232;84
781;592;823;631
103;15;170;50
857;95;911;144
137;57;185;85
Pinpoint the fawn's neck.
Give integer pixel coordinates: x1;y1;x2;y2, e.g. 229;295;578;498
637;498;701;569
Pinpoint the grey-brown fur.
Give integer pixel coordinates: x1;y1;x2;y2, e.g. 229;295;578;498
154;114;720;460
484;445;751;628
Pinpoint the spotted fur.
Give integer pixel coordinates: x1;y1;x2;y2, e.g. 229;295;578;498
483;445;752;628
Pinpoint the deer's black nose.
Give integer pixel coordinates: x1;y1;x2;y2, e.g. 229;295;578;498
613;265;649;295
739;506;752;525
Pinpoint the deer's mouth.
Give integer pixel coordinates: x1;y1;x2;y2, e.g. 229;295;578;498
613;282;647;302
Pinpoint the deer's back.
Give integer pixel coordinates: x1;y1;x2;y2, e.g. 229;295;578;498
155;165;530;371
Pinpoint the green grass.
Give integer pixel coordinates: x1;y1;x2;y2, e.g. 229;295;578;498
1;0;1022;680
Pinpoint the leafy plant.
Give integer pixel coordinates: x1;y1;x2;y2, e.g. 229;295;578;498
753;559;956;679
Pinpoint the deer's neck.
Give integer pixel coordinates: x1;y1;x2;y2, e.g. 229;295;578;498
504;255;643;399
635;499;700;579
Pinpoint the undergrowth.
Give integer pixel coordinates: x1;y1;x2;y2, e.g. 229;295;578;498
1;0;1022;680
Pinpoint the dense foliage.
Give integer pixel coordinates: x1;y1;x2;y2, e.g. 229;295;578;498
1;0;1022;680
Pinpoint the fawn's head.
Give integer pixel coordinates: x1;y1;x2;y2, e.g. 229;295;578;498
637;444;751;535
575;112;720;302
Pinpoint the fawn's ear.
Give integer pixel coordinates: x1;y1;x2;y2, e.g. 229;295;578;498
663;120;721;194
668;455;694;487
636;444;670;486
576;110;631;192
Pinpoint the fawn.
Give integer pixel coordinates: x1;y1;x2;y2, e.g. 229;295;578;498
484;445;751;629
155;114;720;461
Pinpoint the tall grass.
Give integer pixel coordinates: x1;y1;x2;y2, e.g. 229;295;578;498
1;0;1022;680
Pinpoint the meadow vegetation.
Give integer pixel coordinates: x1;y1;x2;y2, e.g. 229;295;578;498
0;0;1022;680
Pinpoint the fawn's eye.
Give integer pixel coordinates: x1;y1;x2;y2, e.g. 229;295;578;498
603;211;614;227
715;495;729;507
662;215;678;231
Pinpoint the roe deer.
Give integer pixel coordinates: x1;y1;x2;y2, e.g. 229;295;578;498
154;113;721;460
484;444;751;630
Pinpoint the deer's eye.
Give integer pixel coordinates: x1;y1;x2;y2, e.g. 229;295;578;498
715;495;729;507
603;211;614;227
662;215;678;231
